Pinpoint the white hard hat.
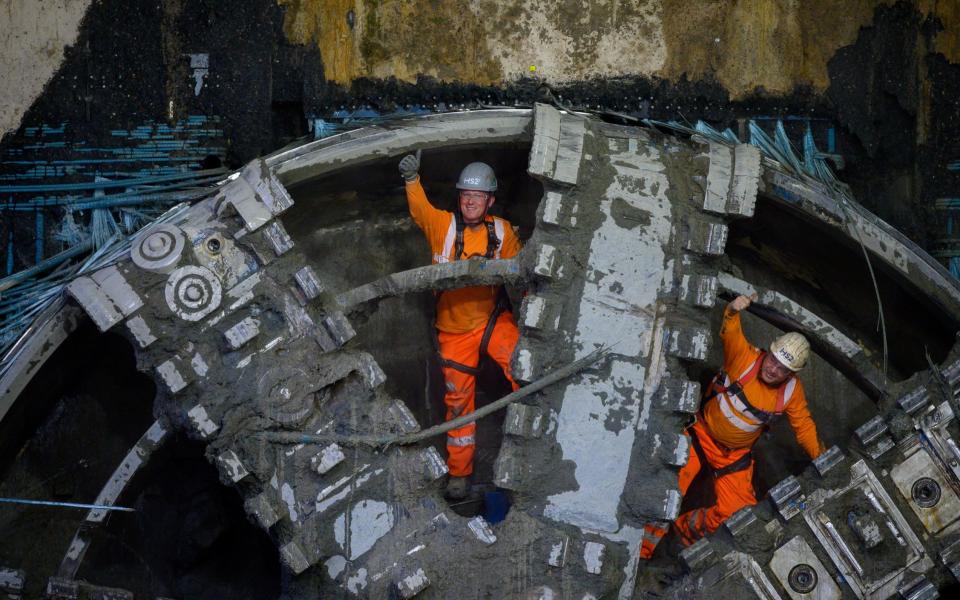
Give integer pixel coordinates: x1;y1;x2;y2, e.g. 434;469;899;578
770;332;810;371
456;162;497;192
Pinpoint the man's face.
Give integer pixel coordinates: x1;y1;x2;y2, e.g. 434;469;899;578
459;190;495;225
759;353;793;386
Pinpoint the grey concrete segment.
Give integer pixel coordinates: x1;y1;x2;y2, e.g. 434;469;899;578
511;345;538;383
321;312;356;348
421;446;448;481
394;568;430;599
855;415;896;458
538;190;572;227
280;541;313;575
768;475;803;521
237;158;294;216
504;403;545;438
854;415;888;445
898;386;930;414
493;446;524;490
530;242;560;280
812;445;845;477
131;223;186;273
65;276;123;331
678;274;718;308
90;266;143;317
703;142;733;215
899;575;939;600
723;507;757;537
730;144;761;217
245;492;284;530
519;294;561;332
680;538;716;572
216;158;293;232
156;358;191;394
216;449;250;483
312;444;346;475
657;433;690;467
659;489;683;521
553;116;586;185
583;541;605;575
548;536;569;567
654;378;701;414
0;567;24;594
224;316;260;350
467;516;497;545
45;577;79;599
46;578;133;600
684;218;728;256
388;399;420;433
124;315;156;348
262;220;295;256
294;265;323;301
186;404;218;438
528;104;562;179
666;326;710;361
217;176;274;232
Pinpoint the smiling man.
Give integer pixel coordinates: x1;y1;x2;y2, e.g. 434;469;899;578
399;151;522;500
640;293;825;558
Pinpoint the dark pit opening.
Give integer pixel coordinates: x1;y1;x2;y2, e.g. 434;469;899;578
0;327;279;598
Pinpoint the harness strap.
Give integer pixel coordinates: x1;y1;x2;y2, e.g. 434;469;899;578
712;352;794;425
689;424;753;478
453;211;500;261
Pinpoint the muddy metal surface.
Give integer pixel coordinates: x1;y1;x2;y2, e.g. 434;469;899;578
3;106;960;598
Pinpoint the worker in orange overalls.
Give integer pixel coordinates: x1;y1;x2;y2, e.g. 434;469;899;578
398;151;522;499
640;292;824;558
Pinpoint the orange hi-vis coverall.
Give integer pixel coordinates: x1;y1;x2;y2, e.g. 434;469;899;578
640;307;823;558
405;177;522;477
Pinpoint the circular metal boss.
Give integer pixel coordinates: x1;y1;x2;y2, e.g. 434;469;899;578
788;564;818;593
164;265;222;322
912;477;942;508
256;366;315;427
131;224;186;273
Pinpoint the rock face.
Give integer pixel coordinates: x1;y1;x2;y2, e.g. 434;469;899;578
7;105;960;597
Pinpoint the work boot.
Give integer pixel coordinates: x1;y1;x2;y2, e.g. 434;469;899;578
445;476;470;500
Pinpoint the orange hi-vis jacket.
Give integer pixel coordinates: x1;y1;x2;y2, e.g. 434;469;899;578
702;307;823;459
405;177;521;333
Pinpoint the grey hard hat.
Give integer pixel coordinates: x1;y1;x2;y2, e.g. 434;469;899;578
456;162;497;192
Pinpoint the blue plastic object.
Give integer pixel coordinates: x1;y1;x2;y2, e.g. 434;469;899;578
482;490;510;524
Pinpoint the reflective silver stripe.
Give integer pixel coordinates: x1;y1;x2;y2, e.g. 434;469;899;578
719;393;761;432
781;378;797;407
447;434;475;447
493;218;505;259
437;218;457;264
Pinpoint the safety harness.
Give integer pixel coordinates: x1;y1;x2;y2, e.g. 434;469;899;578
692;352;795;477
433;211;506;376
453;210;501;262
710;352;793;427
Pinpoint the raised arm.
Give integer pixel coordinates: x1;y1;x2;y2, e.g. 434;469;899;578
720;293;759;365
784;384;825;459
400;151;447;239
